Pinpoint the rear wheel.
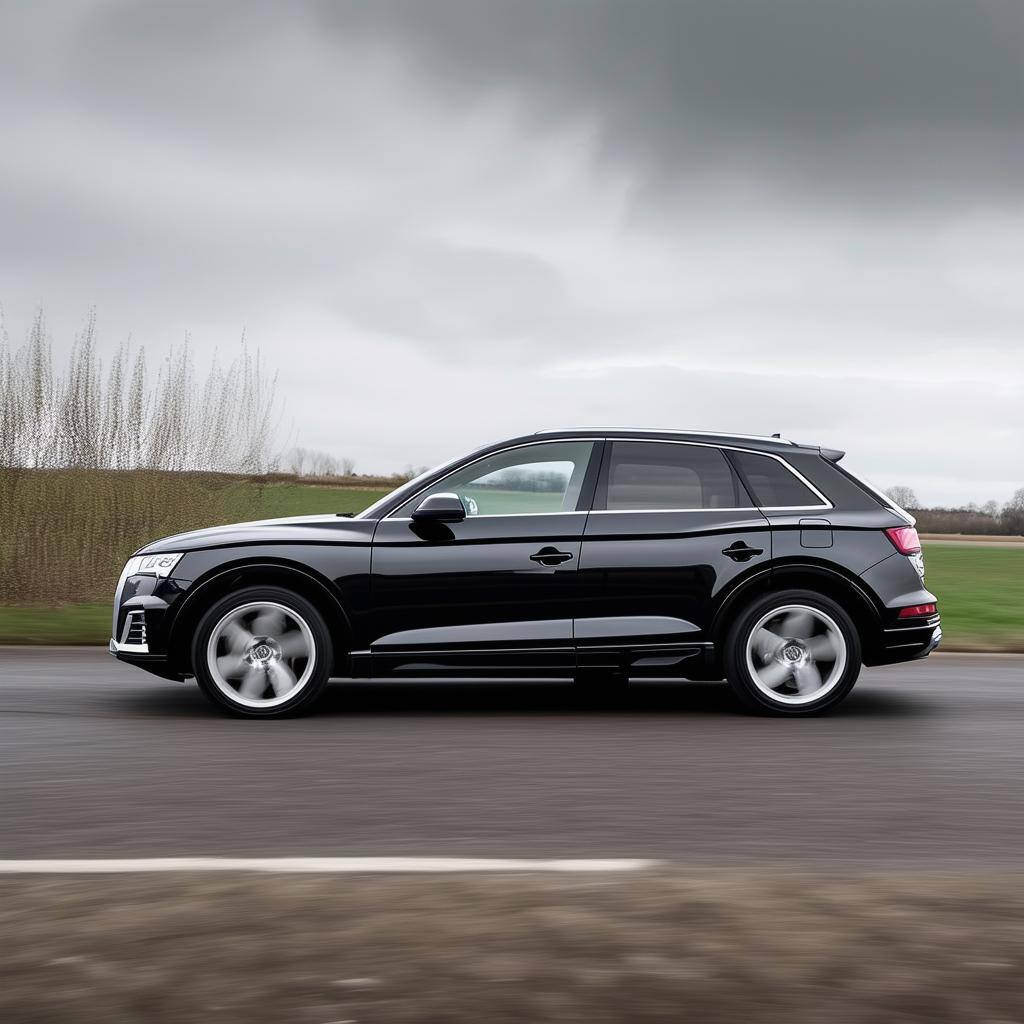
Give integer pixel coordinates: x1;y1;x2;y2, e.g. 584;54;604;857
192;586;333;717
725;589;861;715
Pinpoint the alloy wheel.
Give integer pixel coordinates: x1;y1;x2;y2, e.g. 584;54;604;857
206;601;316;709
744;603;847;706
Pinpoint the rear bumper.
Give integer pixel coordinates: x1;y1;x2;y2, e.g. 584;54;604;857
865;617;942;666
858;552;941;666
916;624;943;659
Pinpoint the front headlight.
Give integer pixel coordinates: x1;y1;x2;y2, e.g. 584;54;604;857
125;552;185;579
112;553;184;639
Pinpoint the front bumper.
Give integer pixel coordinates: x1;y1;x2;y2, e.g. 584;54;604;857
109;636;188;680
110;574;191;680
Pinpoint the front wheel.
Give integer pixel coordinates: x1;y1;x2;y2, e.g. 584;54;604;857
725;589;861;715
192;586;333;717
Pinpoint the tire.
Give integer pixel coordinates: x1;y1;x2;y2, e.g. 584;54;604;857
724;589;861;715
192;586;334;718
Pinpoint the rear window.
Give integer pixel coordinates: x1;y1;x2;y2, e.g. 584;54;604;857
602;442;748;510
730;451;824;508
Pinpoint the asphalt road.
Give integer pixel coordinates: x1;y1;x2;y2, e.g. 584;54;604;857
2;649;1023;866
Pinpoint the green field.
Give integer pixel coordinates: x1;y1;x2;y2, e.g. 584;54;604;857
0;483;389;645
1;479;1021;652
920;543;1024;652
220;481;391;519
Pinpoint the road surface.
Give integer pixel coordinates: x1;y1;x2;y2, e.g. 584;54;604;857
2;649;1022;866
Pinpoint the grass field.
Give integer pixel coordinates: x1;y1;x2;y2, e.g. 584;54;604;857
919;543;1024;651
0;480;1021;650
219;481;391;520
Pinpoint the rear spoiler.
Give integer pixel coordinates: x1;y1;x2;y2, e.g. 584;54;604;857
819;447;846;463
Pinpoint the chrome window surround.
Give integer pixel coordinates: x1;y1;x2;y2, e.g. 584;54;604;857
385;437;602;521
384;437;832;520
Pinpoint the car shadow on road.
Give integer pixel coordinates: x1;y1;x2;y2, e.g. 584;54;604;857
317;680;930;719
107;676;931;720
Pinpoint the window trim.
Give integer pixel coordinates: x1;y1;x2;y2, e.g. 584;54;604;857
384;438;604;520
594;437;751;513
384;437;832;520
591;439;832;514
723;446;832;512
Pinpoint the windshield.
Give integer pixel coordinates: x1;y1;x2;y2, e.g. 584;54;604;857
355;450;468;520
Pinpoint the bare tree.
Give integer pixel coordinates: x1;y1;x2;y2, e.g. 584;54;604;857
285;446;308;475
307;450;339;476
0;311;290;603
1004;488;1024;535
885;485;920;509
281;447;353;478
400;463;431;482
0;313;283;474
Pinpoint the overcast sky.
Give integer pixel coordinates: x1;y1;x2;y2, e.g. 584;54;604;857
2;0;1022;504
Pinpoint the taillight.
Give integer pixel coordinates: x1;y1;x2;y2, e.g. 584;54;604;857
885;526;922;555
898;603;937;619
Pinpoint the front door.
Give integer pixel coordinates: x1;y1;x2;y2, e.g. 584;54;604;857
577;440;771;677
368;440;599;679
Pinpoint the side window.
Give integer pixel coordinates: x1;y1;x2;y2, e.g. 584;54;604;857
730;451;824;508
395;441;595;517
601;442;748;510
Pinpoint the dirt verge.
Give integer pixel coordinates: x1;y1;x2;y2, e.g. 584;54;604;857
3;870;1024;1023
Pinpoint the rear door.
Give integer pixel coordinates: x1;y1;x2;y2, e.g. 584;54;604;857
577;440;771;677
368;440;600;679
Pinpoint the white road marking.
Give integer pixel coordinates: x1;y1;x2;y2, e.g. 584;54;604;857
0;857;659;874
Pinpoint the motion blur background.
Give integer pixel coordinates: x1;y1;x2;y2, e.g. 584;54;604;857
4;0;1024;494
2;0;1022;647
2;3;1024;1022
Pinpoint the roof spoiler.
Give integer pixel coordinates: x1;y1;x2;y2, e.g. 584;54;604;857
819;447;846;463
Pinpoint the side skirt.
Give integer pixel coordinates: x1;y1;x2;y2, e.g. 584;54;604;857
343;643;719;682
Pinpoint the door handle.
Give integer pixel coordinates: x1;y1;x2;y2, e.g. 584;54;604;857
530;547;574;566
722;541;763;562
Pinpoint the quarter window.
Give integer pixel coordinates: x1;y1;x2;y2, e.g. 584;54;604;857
602;442;748;510
730;451;823;507
395;441;595;517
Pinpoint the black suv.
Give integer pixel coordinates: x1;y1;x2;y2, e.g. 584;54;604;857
111;429;940;717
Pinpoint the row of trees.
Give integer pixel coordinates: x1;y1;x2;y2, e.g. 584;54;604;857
886;486;1024;535
0;313;287;603
284;447;356;478
0;312;281;474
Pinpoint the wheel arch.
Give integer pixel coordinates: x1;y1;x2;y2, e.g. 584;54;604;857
712;561;882;656
167;559;352;677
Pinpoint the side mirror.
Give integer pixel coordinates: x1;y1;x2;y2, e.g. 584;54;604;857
411;492;466;523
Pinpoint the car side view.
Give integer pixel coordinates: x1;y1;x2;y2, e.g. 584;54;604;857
111;429;941;717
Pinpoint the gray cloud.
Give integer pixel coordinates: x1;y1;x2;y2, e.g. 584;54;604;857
0;0;1021;505
326;0;1024;208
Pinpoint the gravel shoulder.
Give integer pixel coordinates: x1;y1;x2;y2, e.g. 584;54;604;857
3;870;1024;1023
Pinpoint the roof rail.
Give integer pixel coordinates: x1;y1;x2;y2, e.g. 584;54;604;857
534;427;797;445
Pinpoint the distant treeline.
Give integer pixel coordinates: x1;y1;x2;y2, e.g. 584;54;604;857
913;506;1024;537
886;485;1024;536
